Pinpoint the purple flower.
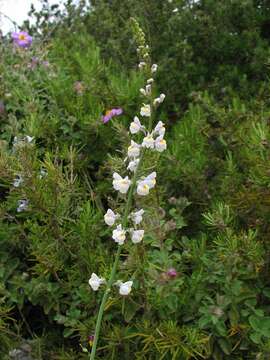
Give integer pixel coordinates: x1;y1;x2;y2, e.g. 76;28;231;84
102;108;123;123
88;335;94;346
12;31;32;48
166;268;178;278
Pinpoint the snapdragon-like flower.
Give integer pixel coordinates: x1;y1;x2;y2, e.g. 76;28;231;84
140;104;151;117
140;84;151;96
128;140;141;158
130;209;144;225
112;225;126;245
89;273;105;291
130;116;143;134
131;229;144;244
155;135;167;152
17;199;28;212
119;281;133;296
104;209;119;226
151;64;158;73
137;181;150;196
147;78;154;84
142;133;155;149
137;172;156;196
13;175;23;188
127;159;140;172
102;108;123;123
154;121;165;137
112;173;131;194
153;94;166;106
138;61;146;69
12;31;32;48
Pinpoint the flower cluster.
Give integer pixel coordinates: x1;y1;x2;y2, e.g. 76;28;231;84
89;25;167;299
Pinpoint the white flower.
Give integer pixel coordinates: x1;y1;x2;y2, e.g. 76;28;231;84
154;121;165;137
155;135;167;152
112;225;126;245
138;62;146;69
151;64;158;73
119;281;133;296
13;175;23;187
113;173;131;194
142;134;155;149
140;88;146;96
131;229;144;244
137;181;150;196
130;116;143;134
140;104;151;117
25;135;34;143
173;7;179;13
104;209;118;226
128;140;140;158
147;78;154;84
17;199;28;212
131;209;144;225
144;172;157;189
39;169;48;179
88;273;105;291
153;94;166;106
127;159;139;172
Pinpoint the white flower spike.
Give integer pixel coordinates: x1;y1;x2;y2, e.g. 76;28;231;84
119;281;133;296
89;273;105;291
104;209;118;226
131;229;144;244
140;104;151;117
112;173;131;194
112;225;126;245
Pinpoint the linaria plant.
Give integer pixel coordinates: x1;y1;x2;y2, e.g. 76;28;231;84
89;19;167;359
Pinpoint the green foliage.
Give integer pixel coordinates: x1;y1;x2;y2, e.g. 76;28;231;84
1;0;270;359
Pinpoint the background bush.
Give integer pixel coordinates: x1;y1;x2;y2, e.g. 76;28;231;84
1;0;270;359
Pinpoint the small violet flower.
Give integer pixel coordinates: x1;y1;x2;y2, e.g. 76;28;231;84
112;225;126;245
112;173;131;194
166;268;178;278
102;108;123;123
12;31;32;48
89;273;105;291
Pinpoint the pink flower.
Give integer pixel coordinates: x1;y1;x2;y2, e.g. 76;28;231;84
166;268;177;278
12;31;32;48
102;108;123;123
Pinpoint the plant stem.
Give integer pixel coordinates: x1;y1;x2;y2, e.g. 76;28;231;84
89;152;144;360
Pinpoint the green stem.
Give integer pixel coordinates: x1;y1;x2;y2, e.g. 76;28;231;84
89;152;144;360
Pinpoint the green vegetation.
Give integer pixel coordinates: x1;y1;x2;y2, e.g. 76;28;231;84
1;0;270;358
